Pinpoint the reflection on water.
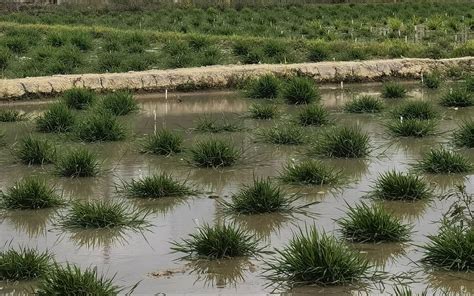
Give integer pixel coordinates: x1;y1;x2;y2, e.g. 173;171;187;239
427;271;474;296
0;82;473;294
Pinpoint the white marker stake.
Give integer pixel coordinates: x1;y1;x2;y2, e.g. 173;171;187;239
340;81;344;90
153;109;157;135
165;89;168;100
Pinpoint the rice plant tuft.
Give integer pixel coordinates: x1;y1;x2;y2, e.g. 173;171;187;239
75;111;126;142
257;124;306;145
391;101;440;120
344;95;384;113
338;202;412;243
282;77;320;105
296;104;330;126
36;264;121;295
16;135;56;165
370;171;432;201
439;88;473;107
0;247;53;280
118;173;196;199
221;178;309;215
62;88;97;110
0;178;63;210
195;116;243;133
279;160;342;186
246;74;280;99
142;129;183;155
171;223;263;259
190;138;240;168
0;109;25;122
248;103;278;120
310;126;370;158
58;200;149;229
423;72;441;89
55;148;100;177
100;91;139;116
386;119;437;138
382;82;407;99
415;148;473;174
453;120;474;148
264;226;371;287
36;103;76;133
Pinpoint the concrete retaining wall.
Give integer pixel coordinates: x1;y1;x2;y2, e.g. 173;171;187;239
0;57;472;100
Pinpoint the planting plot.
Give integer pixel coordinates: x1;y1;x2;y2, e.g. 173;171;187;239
0;82;473;294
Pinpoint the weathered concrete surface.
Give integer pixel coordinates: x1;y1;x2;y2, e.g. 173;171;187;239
1;57;472;100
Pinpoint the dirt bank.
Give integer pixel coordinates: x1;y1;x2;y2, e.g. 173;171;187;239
0;57;472;100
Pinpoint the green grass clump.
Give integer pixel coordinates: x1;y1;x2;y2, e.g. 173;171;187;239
0;248;53;281
423;72;441;89
246;74;280;99
55;148;100;177
370;171;432;201
59;200;149;229
344;95;384;113
171;223;263;259
279;160;342;186
36;103;75;133
190;138;240;168
16;135;56;165
221;178;307;215
386;119;437;138
391;101;439;120
453;120;474;148
421;223;473;271
296;104;330;126
100;91;138;116
118;173;196;199
62;88;97;110
258;124;306;145
265;226;371;287
248;103;278;120
36;264;121;295
382;82;407;99
464;75;474;92
0;178;63;210
282;77;320;105
415;148;473;174
338;202;412;243
142;129;183;155
440;88;473;107
75;112;126;142
311;126;370;158
195;116;243;133
0;109;25;122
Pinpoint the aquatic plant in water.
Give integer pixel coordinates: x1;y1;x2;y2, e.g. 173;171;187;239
142;129;183;155
118;173;196;199
391;101;440;120
282;77;320;104
382;82;407;98
296;104;330;126
415;148;473;174
100;90;139;116
423;72;441;89
189;138;240;168
62;88;96;110
75;111;126;142
195;116;243;133
55;148;100;177
338;202;412;243
0;109;25;122
344;95;384;113
310;126;370;158
439;88;473;107
16;135;56;165
370;171;432;201
265;226;371;287
386;119;437;138
36;264;122;295
257;124;306;145
36;103;76;133
279;159;342;186
0;247;53;281
246;74;280;99
453;120;474;148
248;103;278;120
59;200;149;229
221;178;310;215
171;223;264;259
0;178;63;210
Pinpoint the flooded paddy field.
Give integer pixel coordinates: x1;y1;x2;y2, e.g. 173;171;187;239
0;82;473;295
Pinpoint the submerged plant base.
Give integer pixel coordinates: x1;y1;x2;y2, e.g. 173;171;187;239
370;171;432;201
386;119;437;138
171;223;264;260
36;103;75;133
118;173;196;199
296;104;330;126
142;129;183;155
16;135;56;165
0;109;26;122
62;88;96;110
75;111;126;142
338;202;412;243
246;74;280;99
55;148;100;177
0;178;63;210
440;88;473;107
344;95;384;113
453;120;474;148
0;247;53;281
100;90;138;116
257;124;306;145
415;148;473;174
265;226;371;288
279;160;342;186
195;116;243;133
249;103;278;120
310;126;370;158
382;82;407;99
190;138;241;168
282;76;320;105
391;101;440;120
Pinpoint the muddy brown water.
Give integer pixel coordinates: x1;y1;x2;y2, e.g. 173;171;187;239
0;82;473;295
